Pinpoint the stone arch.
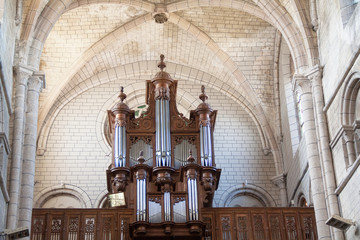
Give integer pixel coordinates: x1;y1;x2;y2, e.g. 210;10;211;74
297;192;309;207
167;0;314;72
36;63;269;166
93;82;201;155
23;0;155;64
341;71;360;126
33;184;93;208
29;1;284;174
94;189;109;208
341;71;360;161
218;184;277;207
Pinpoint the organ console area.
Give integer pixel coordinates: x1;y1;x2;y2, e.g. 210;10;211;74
106;54;221;239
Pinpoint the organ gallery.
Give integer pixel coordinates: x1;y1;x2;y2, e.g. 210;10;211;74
30;55;318;240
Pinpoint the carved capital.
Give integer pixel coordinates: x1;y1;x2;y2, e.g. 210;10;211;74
199;119;210;127
115;118;127;127
342;126;355;143
305;65;322;85
28;72;45;92
271;174;287;188
292;74;312;95
14;64;34;86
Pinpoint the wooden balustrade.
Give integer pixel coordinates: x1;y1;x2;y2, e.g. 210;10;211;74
31;207;316;240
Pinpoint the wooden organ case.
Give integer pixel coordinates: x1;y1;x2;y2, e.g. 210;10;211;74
106;55;221;239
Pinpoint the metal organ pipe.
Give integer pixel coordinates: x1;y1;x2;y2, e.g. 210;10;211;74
155;98;171;167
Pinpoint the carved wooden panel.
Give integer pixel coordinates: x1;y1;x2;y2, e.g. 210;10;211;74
284;214;299;240
31;215;46;240
169;81;197;132
236;214;252;240
219;215;233;240
252;214;266;240
300;214;317;240
66;215;80;240
32;207;316;240
268;214;283;240
49;215;64;240
128;81;156;133
99;214;116;240
83;215;96;240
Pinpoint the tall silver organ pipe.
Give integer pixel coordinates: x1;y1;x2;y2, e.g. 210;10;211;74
136;178;147;221
164;192;171;222
187;178;198;221
114;124;126;167
200;124;212;166
111;86;129;168
196;85;214;167
155;98;171;166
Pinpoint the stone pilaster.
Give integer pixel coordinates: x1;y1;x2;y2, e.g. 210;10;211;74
7;65;33;229
292;74;331;240
271;174;288;207
306;66;344;240
18;72;44;233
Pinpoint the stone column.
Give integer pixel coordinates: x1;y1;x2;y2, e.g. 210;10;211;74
292;75;331;239
307;66;344;240
18;72;44;232
7;65;32;229
342;127;356;166
271;174;288;207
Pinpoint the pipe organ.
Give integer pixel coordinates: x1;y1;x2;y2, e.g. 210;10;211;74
30;55;318;240
106;55;221;239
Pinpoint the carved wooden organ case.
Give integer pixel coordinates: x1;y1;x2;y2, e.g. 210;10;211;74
106;55;221;239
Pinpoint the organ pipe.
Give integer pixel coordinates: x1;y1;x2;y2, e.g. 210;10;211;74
195;86;214;167
111;87;129;168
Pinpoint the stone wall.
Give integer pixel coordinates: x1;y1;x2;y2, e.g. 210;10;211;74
318;0;360;238
0;0;17;233
34;77;280;209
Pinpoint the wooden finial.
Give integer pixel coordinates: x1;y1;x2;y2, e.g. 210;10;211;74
137;151;145;164
199;85;208;102
158;54;166;71
118;86;126;102
187;149;195;163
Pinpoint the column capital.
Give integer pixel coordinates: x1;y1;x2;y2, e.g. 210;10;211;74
13;64;35;85
305;65;323;83
292;74;311;95
342;125;355;143
271;173;287;188
28;71;45;92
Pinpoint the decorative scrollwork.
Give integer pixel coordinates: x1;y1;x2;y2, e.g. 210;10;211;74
68;217;79;232
174;136;196;145
115;118;126;127
129;136;152;145
173;196;186;204
149;196;162;204
85;218;95;233
51;219;62;233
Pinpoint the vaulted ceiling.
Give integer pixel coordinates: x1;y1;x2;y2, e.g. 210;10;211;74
19;0;316;175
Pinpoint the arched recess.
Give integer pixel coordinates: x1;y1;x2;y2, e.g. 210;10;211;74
33;184;93;208
37;63;269;162
219;185;277;207
341;72;360;126
341;71;360;162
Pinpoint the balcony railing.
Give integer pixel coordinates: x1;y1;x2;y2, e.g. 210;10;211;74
31;207;316;240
